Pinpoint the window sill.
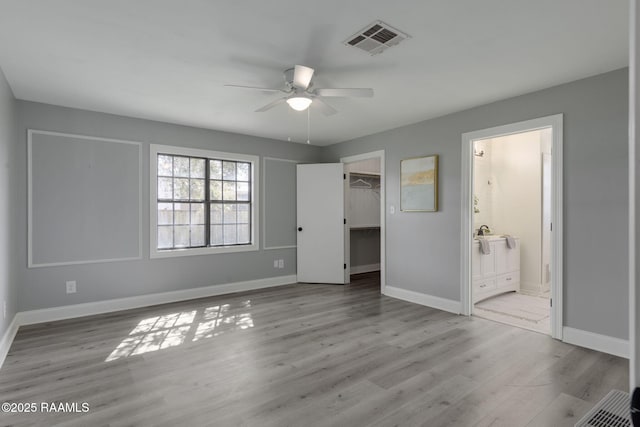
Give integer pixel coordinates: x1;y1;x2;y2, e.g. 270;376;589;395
150;244;259;259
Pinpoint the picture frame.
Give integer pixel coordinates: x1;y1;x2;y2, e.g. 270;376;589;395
400;154;438;212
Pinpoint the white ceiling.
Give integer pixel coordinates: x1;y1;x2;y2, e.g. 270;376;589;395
0;0;629;146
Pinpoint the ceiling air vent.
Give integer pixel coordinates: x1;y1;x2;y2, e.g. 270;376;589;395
343;20;410;56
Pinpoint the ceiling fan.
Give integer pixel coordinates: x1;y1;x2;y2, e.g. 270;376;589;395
224;65;374;116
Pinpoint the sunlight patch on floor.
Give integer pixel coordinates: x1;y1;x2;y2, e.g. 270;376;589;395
106;300;254;362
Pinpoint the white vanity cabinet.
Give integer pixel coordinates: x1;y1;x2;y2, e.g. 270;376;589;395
472;237;520;303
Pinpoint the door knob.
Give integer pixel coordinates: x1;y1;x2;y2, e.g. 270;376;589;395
298;227;303;231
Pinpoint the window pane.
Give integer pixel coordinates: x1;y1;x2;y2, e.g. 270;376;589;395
237;224;250;244
223;225;237;245
210;181;222;200
191;203;205;225
210;203;222;224
190;225;205;246
237;163;249;181
174;157;190;177
174;178;190;200
237;182;249;201
174;203;190;225
158;226;173;249
223;161;236;180
223;182;236;200
158;177;173;199
211;225;223;245
237;204;249;223
210;160;222;180
156;152;254;250
158;155;173;176
190;179;205;201
223;204;237;224
174;226;190;247
158;203;173;225
190;158;205;178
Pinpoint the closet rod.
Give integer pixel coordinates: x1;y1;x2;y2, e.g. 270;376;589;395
349;171;380;178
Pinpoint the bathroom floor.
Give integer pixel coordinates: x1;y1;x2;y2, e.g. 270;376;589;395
473;291;550;334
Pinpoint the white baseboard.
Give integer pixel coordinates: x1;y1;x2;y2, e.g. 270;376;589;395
384;286;460;314
350;263;380;275
0;314;20;369
562;326;629;359
17;275;297;327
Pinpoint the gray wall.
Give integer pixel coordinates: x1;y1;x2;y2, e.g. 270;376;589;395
0;66;17;339
16;101;322;311
324;68;629;340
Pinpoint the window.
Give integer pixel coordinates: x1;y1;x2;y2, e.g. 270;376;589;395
150;145;258;258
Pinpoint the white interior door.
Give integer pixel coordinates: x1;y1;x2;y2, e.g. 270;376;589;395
297;163;346;284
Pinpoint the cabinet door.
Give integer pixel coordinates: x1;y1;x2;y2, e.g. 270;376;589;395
480;242;497;277
495;239;520;274
504;240;520;273
495;240;508;275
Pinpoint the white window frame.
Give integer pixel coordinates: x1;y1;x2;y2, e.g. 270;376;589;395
150;144;259;259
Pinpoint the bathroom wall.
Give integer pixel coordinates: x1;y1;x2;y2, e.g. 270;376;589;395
490;130;543;293
473;140;493;230
473;129;547;294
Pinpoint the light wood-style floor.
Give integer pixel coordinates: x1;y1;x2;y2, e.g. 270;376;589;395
0;273;628;427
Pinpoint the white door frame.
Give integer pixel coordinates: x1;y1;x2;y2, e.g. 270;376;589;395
460;114;564;339
341;150;386;292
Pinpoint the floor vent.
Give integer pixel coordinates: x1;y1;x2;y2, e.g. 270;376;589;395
343;20;410;56
575;390;630;427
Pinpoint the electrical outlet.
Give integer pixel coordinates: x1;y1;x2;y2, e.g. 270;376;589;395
66;280;77;294
278;259;284;269
273;260;279;268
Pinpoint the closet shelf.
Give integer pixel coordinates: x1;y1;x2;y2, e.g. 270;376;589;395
350;225;381;230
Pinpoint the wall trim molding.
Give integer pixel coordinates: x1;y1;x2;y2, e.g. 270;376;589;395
384;286;460;314
28;129;144;268
350;263;381;275
563;326;629;359
0;315;20;370
263;157;299;250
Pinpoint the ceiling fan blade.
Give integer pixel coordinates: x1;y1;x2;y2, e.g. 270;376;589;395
312;98;337;116
255;97;286;112
293;65;315;90
225;84;284;93
314;88;374;98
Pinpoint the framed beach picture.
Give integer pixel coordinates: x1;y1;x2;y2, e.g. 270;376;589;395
401;155;438;211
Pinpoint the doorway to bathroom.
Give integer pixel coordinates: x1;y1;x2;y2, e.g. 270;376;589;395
460;115;563;339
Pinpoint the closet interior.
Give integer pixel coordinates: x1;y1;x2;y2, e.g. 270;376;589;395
346;158;381;276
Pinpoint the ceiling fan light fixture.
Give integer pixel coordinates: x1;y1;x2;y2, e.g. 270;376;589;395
286;96;313;111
